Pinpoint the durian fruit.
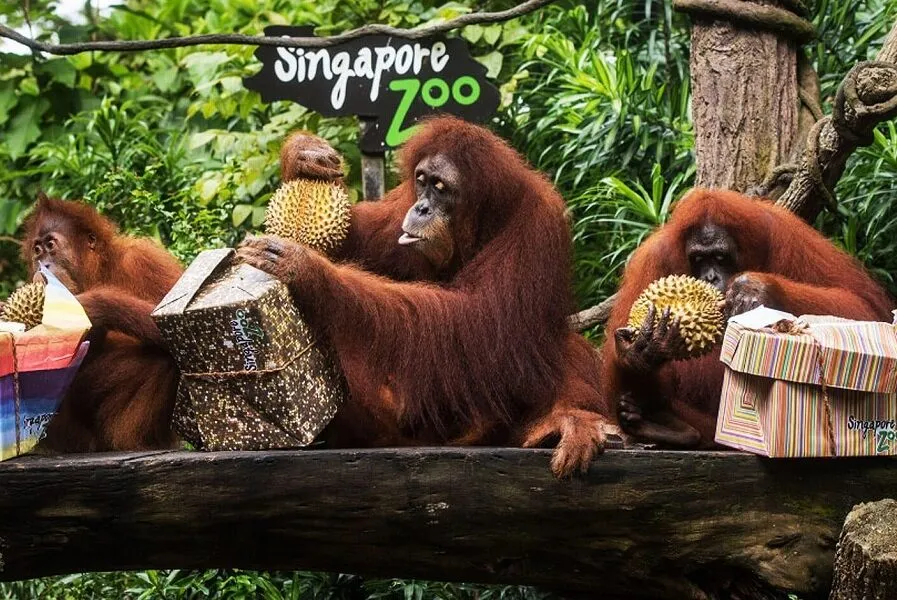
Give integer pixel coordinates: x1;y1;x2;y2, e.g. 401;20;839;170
265;178;351;255
627;274;725;360
1;282;46;330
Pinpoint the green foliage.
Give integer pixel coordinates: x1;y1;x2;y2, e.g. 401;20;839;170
502;2;694;306
820;122;897;289
27;97;239;261
810;0;897;98
0;570;554;600
813;0;897;297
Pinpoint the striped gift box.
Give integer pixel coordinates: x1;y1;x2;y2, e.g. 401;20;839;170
715;307;897;457
0;269;91;461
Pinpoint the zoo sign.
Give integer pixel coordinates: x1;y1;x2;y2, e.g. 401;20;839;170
244;26;501;153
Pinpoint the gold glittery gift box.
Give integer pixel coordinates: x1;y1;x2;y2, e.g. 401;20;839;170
151;248;346;451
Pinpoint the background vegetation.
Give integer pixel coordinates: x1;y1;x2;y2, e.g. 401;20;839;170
1;0;896;597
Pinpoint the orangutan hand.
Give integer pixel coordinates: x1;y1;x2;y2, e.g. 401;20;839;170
725;272;773;317
236;235;308;285
614;304;688;373
523;407;611;478
281;131;344;182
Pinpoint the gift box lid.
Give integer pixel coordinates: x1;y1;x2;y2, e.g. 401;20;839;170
152;248;280;317
720;306;897;394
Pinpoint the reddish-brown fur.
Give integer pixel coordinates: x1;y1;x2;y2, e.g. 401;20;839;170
602;188;895;445
266;117;610;475
21;196;183;452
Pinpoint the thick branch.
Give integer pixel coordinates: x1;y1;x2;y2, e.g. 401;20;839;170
673;0;816;42
0;0;554;55
568;294;617;331
776;18;897;220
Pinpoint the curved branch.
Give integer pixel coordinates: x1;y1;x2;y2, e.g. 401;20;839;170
776;17;897;220
0;0;555;55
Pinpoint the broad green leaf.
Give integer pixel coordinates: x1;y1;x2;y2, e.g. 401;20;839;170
37;59;77;88
232;204;252;227
198;173;223;203
0;82;18;126
68;53;92;70
189;130;218;150
6;98;49;158
181;52;232;86
57;24;91;44
219;76;243;94
475;52;503;79
251;206;267;228
499;25;529;48
483;24;502;45
18;77;39;96
152;66;179;93
462;24;483;44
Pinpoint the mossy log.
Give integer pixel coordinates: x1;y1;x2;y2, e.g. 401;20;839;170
1;448;896;599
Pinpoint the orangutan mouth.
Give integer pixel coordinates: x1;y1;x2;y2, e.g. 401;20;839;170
398;232;423;245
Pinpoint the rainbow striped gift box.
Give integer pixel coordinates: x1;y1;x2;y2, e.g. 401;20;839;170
715;307;897;457
0;269;90;461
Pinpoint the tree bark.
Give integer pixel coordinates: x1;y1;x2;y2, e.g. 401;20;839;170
829;499;897;600
684;1;802;192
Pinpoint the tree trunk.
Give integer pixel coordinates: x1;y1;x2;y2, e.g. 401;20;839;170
685;1;801;192
829;499;897;600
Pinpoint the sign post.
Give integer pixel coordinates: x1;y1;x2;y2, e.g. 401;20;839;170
244;26;500;198
360;119;385;200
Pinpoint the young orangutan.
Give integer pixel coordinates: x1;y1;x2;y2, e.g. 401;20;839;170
22;195;183;452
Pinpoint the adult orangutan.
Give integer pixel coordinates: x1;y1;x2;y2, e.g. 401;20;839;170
602;188;894;448
22;195;182;452
238;117;611;477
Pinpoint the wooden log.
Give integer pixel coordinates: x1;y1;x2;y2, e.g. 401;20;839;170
830;498;897;600
1;449;896;596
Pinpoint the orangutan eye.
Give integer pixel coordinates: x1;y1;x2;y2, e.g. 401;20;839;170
434;180;445;191
33;243;41;256
416;173;426;183
45;239;56;252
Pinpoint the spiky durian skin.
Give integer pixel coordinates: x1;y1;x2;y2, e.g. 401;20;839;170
265;179;351;255
1;282;45;330
627;274;725;360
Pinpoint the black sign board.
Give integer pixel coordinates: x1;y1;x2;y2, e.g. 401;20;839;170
243;26;501;154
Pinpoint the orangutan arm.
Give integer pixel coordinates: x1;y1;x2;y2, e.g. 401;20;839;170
727;272;888;321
